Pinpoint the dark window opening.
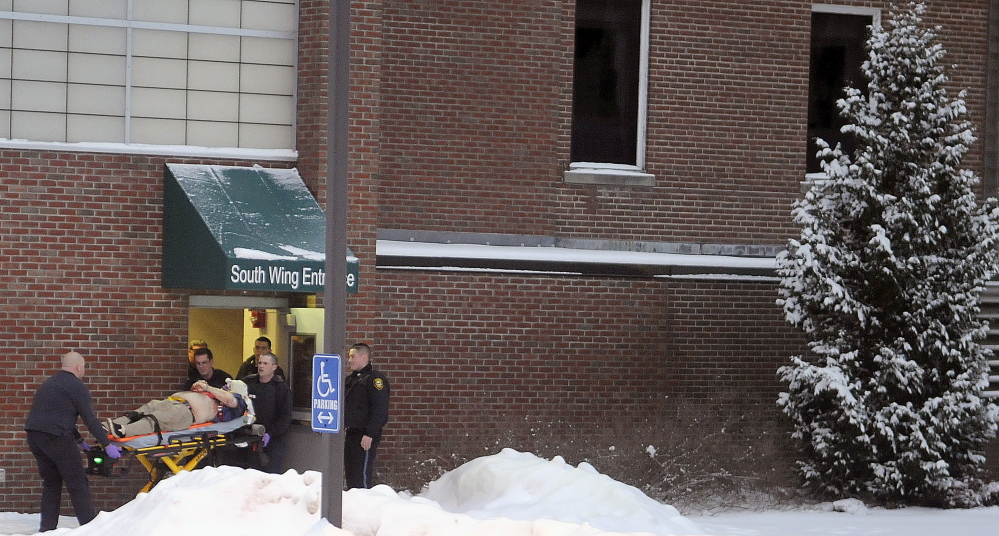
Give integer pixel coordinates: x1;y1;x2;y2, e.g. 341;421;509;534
290;333;317;412
571;0;642;166
807;12;872;174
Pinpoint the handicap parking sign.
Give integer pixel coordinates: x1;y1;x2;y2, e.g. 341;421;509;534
312;354;341;433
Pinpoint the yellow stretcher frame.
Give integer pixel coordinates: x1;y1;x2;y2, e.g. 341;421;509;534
126;425;264;493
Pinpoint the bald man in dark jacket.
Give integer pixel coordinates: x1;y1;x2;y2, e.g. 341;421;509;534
25;351;120;532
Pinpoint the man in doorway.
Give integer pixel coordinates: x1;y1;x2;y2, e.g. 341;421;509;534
236;336;285;380
183;347;232;390
343;342;390;489
244;352;293;473
186;339;209;383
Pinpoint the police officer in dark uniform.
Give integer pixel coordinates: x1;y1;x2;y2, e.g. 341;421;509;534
24;351;121;532
343;342;389;489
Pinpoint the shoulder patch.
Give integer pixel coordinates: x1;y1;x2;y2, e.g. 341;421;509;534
373;378;385;390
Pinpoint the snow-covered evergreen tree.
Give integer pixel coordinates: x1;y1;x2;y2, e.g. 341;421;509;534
776;2;999;506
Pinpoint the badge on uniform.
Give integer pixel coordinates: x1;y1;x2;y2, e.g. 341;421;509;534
373;378;385;390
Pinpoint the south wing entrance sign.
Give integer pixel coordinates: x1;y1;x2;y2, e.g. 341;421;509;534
312;354;341;433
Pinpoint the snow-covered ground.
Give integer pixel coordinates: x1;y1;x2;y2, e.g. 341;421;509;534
2;449;995;536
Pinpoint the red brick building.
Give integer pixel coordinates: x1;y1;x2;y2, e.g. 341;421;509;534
1;0;995;513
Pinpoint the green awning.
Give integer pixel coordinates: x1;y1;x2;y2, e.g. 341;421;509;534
162;164;358;293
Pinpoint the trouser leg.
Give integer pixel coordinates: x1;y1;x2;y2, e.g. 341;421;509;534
62;447;97;526
27;431;96;531
343;430;364;489
262;434;288;474
344;430;379;489
119;399;194;436
28;434;63;532
363;437;380;488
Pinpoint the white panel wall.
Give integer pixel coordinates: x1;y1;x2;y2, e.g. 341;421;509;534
0;0;298;150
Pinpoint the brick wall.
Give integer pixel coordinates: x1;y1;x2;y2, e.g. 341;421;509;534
379;1;566;235
375;1;990;244
0;152;291;512
368;269;805;488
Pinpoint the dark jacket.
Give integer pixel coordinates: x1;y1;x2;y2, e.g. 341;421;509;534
184;369;232;391
344;364;390;438
243;374;293;438
183;368;232;390
25;370;110;447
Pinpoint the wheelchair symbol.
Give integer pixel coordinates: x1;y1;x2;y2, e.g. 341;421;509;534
316;360;336;397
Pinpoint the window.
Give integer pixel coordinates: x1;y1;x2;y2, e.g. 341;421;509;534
807;6;878;176
0;0;297;152
566;0;652;186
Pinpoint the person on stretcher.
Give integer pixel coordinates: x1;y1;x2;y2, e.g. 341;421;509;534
104;379;249;439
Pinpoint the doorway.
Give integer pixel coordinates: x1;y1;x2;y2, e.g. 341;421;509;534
186;296;291;383
186;296;326;423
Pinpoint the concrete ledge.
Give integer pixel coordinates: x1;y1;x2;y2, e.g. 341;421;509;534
563;168;655;187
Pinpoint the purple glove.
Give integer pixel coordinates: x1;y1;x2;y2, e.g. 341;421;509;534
105;444;122;459
79;441;91;452
262;433;271;447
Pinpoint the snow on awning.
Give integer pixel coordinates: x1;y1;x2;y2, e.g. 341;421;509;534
162;164;358;293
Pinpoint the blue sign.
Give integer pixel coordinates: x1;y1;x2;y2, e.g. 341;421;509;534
312;354;341;433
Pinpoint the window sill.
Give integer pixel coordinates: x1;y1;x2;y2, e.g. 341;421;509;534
0;138;297;161
564;164;655;187
800;172;829;194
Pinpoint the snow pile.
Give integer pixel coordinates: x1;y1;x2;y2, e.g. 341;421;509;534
419;448;703;535
63;466;338;536
15;450;703;536
3;449;999;536
344;449;704;536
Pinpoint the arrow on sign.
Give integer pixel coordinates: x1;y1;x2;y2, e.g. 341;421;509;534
317;412;334;425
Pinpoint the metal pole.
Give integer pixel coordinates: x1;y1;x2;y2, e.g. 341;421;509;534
323;0;349;526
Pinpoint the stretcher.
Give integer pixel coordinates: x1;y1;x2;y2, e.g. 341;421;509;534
105;415;265;493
